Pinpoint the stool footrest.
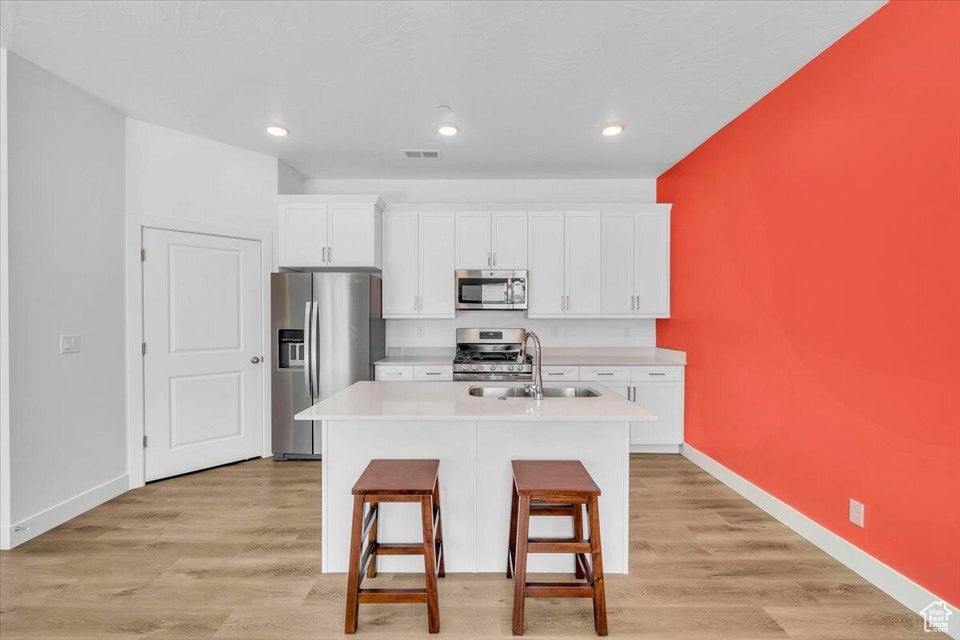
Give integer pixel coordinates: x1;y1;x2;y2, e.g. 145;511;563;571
358;588;428;604
376;543;424;555
529;503;576;516
524;582;596;598
526;537;591;554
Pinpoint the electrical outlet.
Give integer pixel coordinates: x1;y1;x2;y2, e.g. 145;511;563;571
849;499;865;527
416;325;425;338
551;326;559;339
60;334;81;354
624;327;631;338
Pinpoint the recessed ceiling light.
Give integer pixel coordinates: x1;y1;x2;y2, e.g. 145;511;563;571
266;125;289;137
438;124;459;136
601;123;624;137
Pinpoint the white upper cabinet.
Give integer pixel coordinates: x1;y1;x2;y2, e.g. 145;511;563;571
382;210;419;316
634;210;670;316
490;211;527;269
527;205;670;318
279;195;383;268
601;212;635;314
563;211;602;314
382;209;455;318
328;204;378;267
455;212;492;268
455;211;528;269
279;205;328;266
419;212;456;316
527;212;565;315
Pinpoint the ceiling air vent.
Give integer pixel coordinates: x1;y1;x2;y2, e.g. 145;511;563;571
404;149;441;159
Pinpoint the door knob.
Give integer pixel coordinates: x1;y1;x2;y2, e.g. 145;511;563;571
250;356;262;364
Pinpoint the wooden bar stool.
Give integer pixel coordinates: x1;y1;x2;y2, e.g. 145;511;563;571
506;460;607;636
345;459;445;634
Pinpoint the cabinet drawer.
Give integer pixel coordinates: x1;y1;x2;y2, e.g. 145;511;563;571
374;365;413;381
414;365;453;381
579;366;631;382
630;366;683;382
541;366;580;381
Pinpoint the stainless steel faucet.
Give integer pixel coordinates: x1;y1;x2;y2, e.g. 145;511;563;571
522;330;544;400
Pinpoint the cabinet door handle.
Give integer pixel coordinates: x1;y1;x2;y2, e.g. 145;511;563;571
547;372;564;376
566;295;570;310
322;246;327;262
492;251;496;266
327;246;332;262
425;372;441;376
648;372;666;376
597;372;614;376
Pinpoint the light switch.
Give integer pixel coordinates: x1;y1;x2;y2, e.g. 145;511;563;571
60;334;81;354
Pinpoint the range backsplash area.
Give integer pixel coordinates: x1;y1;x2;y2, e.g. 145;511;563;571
385;311;656;349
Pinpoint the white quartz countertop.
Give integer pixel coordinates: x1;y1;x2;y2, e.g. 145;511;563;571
540;347;686;366
374;347;685;367
295;381;657;422
374;355;453;366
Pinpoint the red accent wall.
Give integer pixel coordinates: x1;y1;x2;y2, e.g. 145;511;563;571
657;0;960;603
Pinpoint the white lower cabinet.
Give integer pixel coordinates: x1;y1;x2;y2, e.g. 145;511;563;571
374;365;414;380
629;381;683;447
559;364;684;450
414;365;453;381
374;364;452;381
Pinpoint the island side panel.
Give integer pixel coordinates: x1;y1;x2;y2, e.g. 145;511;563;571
323;420;477;573
476;421;630;574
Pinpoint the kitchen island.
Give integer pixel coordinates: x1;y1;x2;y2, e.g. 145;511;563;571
296;381;655;574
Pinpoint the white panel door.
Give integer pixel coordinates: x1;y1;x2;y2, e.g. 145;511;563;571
455;211;492;268
491;211;527;268
419;212;456;316
564;211;602;314
630;382;684;444
328;204;374;267
279;205;328;266
382;211;419;316
601;212;635;314
143;228;263;481
634;211;670;316
527;212;565;315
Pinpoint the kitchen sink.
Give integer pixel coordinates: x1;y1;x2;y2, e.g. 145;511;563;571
468;386;600;398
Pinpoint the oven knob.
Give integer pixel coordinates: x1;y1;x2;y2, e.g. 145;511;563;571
488;365;497;371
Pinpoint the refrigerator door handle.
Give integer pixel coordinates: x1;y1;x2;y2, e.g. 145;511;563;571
311;300;321;399
303;301;314;399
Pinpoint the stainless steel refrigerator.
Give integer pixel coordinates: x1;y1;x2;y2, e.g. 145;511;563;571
271;272;385;459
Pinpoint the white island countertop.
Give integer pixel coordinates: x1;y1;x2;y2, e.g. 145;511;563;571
295;381;656;422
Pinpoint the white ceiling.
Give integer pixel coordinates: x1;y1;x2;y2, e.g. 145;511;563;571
0;1;883;179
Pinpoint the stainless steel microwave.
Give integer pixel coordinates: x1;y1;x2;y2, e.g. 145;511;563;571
455;270;528;310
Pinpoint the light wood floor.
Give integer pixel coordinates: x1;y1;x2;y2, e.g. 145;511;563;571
0;455;930;639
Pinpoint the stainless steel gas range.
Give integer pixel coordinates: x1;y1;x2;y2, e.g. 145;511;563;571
452;328;533;381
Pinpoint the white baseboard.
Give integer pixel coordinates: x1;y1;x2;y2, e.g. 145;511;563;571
631;443;681;454
0;473;128;549
682;444;958;640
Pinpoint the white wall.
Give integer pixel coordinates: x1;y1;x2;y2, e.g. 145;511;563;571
0;49;11;547
305;178;656;204
126;119;278;232
388;311;655;349
278;159;305;195
2;52;127;548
